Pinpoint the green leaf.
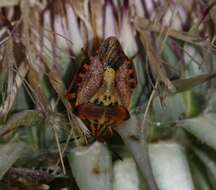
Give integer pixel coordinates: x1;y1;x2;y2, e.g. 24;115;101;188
178;114;216;151
0;137;29;179
67;142;112;190
205;90;216;113
113;158;141;190
191;147;216;189
183;44;204;78
193;147;216;183
153;93;186;125
172;73;216;93
161;40;180;79
149;142;195;190
117;115;159;190
189;158;211;190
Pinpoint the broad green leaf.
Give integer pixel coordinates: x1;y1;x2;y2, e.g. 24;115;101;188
181;44;209;117
172;73;216;93
179;114;216;151
170;73;215;117
205;90;216;113
193;147;216;184
161;40;180;80
117;115;159;190
113;158;141;190
149;142;195;190
14;86;34;111
0;138;29;179
189;159;210;190
183;44;204;78
192;147;216;188
67;142;112;190
153;93;185;125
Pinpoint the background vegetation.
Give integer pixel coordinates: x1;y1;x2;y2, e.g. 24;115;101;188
0;0;216;190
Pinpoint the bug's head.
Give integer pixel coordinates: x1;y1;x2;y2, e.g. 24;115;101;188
98;36;127;70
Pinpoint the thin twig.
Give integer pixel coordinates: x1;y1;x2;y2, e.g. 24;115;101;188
140;80;159;138
52;122;66;174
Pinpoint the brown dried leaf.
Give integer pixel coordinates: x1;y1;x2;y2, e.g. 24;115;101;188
139;30;176;92
27;69;50;113
208;0;216;30
0;0;19;7
45;63;71;109
90;0;104;39
0;62;29;119
134;17;207;47
70;0;93;34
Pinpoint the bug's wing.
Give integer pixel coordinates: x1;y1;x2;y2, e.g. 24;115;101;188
76;56;104;105
75;103;129;124
115;59;137;109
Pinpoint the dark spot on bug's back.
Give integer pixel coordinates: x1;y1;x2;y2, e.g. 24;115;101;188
99;101;103;105
108;102;113;106
94;99;99;104
114;102;118;106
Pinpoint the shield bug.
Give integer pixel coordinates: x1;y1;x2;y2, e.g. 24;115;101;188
71;36;137;140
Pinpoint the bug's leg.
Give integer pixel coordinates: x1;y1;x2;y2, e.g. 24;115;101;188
64;92;76;100
108;145;123;161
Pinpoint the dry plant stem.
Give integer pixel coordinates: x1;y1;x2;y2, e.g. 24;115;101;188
0;62;29;118
53;126;74;174
134;17;210;49
139;29;175;92
0;0;19;7
141;80;158;138
27;69;49;113
20;1;50;113
0;110;44;138
208;0;216;31
35;26;74;47
53;112;90;174
52;124;66;174
42;57;87;171
141;81;159;189
71;0;93;35
5;40;15;102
